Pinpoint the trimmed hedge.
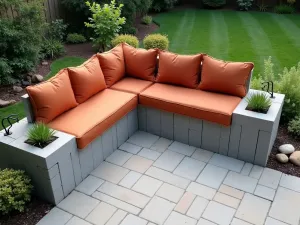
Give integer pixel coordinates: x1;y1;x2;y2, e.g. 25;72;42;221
143;34;169;50
111;34;139;48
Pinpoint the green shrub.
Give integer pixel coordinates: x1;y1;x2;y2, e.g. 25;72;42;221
143;34;169;50
151;0;178;12
27;123;56;148
274;4;295;14
251;56;275;90
0;169;33;215
276;62;300;123
0;0;45;85
246;92;272;113
142;15;153;25
85;0;126;52
46;19;68;42
40;39;65;59
237;0;253;10
66;33;87;44
111;35;139;48
288;116;300;138
202;0;226;8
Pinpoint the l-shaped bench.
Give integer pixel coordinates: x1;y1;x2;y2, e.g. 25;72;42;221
0;43;284;204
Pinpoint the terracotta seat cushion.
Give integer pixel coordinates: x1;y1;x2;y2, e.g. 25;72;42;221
110;77;154;94
140;83;242;126
48;89;138;149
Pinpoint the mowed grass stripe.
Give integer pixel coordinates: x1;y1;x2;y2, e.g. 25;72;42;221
238;12;281;75
209;11;229;59
184;10;212;54
254;12;300;72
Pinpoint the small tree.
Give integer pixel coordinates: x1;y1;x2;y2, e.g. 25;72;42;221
85;0;126;52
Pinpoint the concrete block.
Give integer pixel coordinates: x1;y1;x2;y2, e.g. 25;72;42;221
78;145;94;179
174;114;189;144
138;105;147;131
117;116;129;147
189;117;203;131
102;128;114;160
219;126;231;156
111;125;118;151
58;153;76;196
188;129;202;148
91;135;104;169
21;94;35;123
228;124;241;158
70;148;83;186
146;107;161;136
254;131;272;166
161;111;174;140
128;109;138;137
238;127;259;163
201;121;221;152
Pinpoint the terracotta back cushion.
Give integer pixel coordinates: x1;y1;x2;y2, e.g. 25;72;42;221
123;43;157;81
68;55;107;104
198;55;254;97
156;51;202;88
26;69;78;123
97;44;125;87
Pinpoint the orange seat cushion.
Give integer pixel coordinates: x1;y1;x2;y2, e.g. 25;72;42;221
123;44;157;81
156;51;202;88
140;83;242;126
26;69;78;123
110;77;154;94
48;89;137;149
68;55;107;103
199;55;254;98
97;44;125;87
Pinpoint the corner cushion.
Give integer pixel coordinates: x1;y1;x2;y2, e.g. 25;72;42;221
110;77;154;94
140;83;242;126
48;89;138;149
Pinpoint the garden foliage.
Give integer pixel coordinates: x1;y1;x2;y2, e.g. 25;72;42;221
288;116;300;138
27;123;56;148
202;0;226;8
274;4;295;13
111;35;139;47
0;0;44;84
246;92;271;113
85;0;126;51
151;0;178;12
46;19;68;42
0;169;33;215
142;15;153;25
40;39;66;60
237;0;253;10
143;34;169;50
67;33;87;44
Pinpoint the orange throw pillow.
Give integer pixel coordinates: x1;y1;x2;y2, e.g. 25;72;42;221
26;69;78;123
199;55;254;97
123;43;157;81
97;44;125;87
68;55;107;103
156;51;202;88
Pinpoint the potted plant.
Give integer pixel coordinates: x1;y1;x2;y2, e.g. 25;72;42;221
245;92;272;114
25;123;57;148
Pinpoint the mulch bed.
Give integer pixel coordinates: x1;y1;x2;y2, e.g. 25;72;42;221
0;197;53;225
267;125;300;178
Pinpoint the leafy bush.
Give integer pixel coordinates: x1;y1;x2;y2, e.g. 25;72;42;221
0;169;33;215
251;56;275;90
27;123;56;148
46;19;68;42
246;92;272;113
66;33;87;44
40;39;65;59
274;4;295;14
85;0;126;52
143;34;169;50
0;0;45;85
151;0;178;12
202;0;226;8
276;62;300;123
111;35;139;48
142;15;153;25
237;0;253;10
288;116;300;138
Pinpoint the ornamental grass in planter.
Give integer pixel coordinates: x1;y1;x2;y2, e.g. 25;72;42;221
25;123;57;148
246;92;272;114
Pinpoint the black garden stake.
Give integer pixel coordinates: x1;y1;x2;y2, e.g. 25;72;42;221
1;114;19;136
262;81;275;99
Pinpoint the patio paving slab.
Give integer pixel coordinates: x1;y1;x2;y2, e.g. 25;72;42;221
213;192;240;208
155;183;184;203
123;155;153;173
265;217;289;225
208;154;244;172
85;202;116;225
132;175;162;197
105;209;127;225
218;184;244;199
279;173;300;193
57;191;99;219
196;164;228;189
75;175;104;196
254;184;276;201
235;193;271;225
153;150;185;172
119;142;142;154
197;218;217;225
202;201;235;225
137;148;161;160
120;214;148;225
186;196;209;220
119;171;142;189
231;218;252;225
186;182;216;200
173;157;206;181
191;148;214;163
269;187;300;225
127;131;159;148
150;137;173;153
258;168;282;189
168;141;196;156
240;163;253;176
37;207;72;225
66;216;92;225
249;165;264;179
174;192;196;214
164;211;197;225
106;150;133;166
223;171;258;193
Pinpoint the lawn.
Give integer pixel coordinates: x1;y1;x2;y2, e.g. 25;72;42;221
154;9;300;77
0;57;86;123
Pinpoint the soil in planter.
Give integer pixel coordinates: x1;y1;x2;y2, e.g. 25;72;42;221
0;197;53;225
245;106;269;114
24;136;58;149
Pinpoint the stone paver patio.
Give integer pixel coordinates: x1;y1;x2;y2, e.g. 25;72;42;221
37;131;300;225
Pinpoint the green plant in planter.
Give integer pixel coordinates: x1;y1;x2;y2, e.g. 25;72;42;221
246;92;272;113
143;34;169;50
0;169;33;215
27;123;56;148
142;15;152;25
288;116;300;138
111;34;139;48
